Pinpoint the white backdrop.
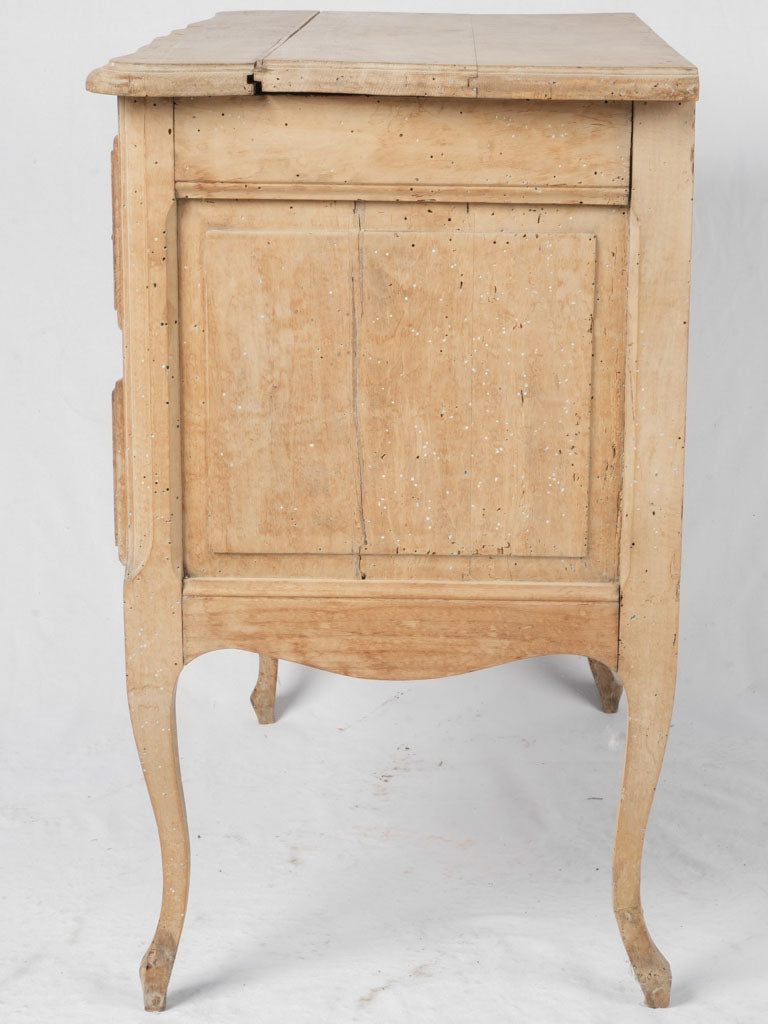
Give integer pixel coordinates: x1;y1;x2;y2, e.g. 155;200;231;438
1;2;766;1022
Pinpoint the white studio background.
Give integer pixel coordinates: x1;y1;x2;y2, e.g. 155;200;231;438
0;2;766;1022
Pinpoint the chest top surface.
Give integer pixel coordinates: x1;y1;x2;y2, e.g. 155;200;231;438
86;10;698;101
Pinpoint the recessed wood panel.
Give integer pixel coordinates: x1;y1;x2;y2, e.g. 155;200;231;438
357;224;473;555
180;200;364;568
357;208;594;557
469;231;595;555
180;200;625;580
204;215;363;554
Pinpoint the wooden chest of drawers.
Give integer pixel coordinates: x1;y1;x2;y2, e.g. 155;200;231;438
88;10;697;1011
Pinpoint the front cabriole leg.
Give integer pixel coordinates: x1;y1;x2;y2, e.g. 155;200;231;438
126;629;188;1011
117;95;186;1010
612;100;694;1006
612;654;675;1007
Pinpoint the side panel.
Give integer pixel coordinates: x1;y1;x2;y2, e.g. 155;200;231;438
180;199;626;581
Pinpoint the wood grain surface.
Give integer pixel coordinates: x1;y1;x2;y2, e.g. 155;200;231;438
87;11;698;100
179;198;626;582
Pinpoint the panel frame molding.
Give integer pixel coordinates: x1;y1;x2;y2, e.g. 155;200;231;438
176;181;629;206
178;197;627;582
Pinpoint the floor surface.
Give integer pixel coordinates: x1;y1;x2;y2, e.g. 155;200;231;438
2;651;766;1023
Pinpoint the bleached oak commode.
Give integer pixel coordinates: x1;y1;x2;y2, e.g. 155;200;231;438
87;10;697;1012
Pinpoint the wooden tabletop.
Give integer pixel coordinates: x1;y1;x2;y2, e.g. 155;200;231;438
87;10;698;101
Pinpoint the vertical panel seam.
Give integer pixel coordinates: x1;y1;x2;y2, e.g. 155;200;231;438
352;201;368;572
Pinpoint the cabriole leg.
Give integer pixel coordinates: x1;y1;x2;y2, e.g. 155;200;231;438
250;655;278;724
588;657;623;713
127;660;189;1011
612;659;675;1008
609;101;694;1007
118;94;187;1012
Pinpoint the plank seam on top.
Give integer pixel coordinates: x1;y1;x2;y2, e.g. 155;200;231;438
256;10;320;69
469;17;480;95
86;11;699;100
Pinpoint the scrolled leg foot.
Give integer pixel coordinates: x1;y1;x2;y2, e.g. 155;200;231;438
615;905;671;1008
588;657;623;713
250;655;278;724
140;929;178;1012
127;652;189;1013
612;654;676;1008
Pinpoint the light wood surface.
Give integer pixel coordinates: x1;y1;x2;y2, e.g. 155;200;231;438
250;655;278;725
176;181;629;207
87;11;698;101
183;579;619;679
110;136;123;329
180;198;627;582
183;578;618;602
174;96;631;192
239;588;620;725
111;379;126;564
93;13;697;1008
183;592;619;678
86;10;314;96
253;651;625;725
203;206;362;556
588;657;623;714
117;98;187;1013
251;625;621;728
612;101;695;1008
355;216;594;558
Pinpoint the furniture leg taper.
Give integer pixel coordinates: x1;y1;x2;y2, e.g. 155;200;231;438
256;655;618;725
88;10;697;1011
250;655;278;725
